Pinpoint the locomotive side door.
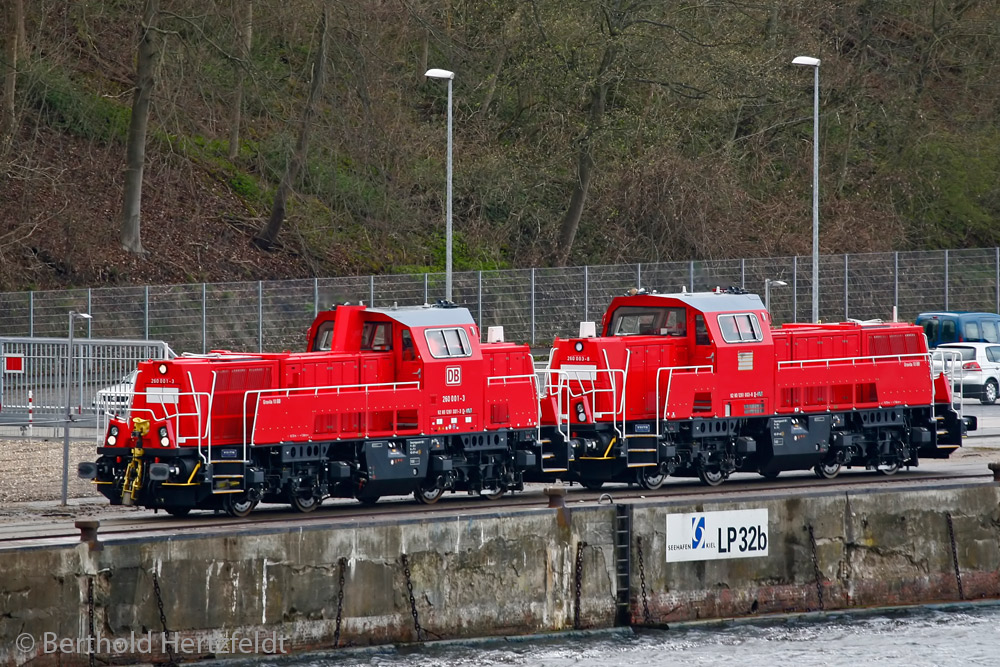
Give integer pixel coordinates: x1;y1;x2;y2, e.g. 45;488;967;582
690;313;716;369
397;329;422;387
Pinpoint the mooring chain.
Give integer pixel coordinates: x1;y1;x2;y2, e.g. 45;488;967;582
400;554;424;641
807;525;824;610
573;541;587;629
152;571;178;666
636;535;651;624
945;512;965;600
333;557;347;648
87;577;96;667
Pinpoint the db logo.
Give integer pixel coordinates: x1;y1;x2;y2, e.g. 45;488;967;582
446;366;462;386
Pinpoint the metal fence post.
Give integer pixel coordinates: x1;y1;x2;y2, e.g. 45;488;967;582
201;283;207;354
894;252;899;315
28;291;33;337
314;277;319;317
87;289;92;337
258;280;264;353
370;275;375;306
741;258;746;289
944;249;949;311
477;271;482;329
530;268;536;346
637;263;641;289
584;265;589;323
793;257;798;322
844;254;849;320
424;274;428;304
144;285;149;340
689;261;694;292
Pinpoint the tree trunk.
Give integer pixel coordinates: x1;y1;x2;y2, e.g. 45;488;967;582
121;0;161;256
0;0;19;156
253;3;330;251
227;0;253;161
552;44;614;267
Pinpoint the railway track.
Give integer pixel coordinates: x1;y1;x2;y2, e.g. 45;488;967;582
1;461;994;547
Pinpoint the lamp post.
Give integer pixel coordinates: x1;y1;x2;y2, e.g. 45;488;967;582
63;310;92;505
792;55;820;323
764;278;787;312
424;68;455;302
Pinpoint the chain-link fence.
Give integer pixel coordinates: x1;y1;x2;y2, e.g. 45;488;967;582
1;248;997;353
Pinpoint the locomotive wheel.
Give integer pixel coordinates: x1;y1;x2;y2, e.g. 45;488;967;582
414;485;445;505
697;468;725;487
289;490;320;513
165;507;191;517
223;493;258;518
877;461;901;476
814;462;842;479
480;485;506;501
580;480;605;491
637;469;667;490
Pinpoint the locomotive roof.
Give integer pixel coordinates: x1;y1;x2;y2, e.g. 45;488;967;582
622;290;765;313
364;304;476;328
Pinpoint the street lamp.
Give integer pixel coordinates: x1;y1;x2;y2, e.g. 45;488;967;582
764;278;787;312
62;310;92;505
425;68;455;302
792;55;820;323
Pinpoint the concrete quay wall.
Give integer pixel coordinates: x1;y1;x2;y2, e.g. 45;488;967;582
3;483;1000;665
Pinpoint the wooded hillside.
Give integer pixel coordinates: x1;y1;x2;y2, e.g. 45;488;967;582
0;0;997;291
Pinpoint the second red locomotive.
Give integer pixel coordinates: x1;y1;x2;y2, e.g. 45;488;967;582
80;288;973;516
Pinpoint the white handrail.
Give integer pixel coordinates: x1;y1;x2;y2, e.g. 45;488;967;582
653;364;715;436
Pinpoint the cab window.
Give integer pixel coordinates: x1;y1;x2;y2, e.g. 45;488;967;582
718;313;763;343
312;321;334;351
400;330;415;361
361;322;391;351
694;315;711;345
608;306;686;336
425;327;472;358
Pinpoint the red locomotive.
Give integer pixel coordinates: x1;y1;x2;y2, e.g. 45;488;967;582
80;287;973;516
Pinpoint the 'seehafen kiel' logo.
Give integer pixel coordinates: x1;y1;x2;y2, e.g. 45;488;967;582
691;516;707;549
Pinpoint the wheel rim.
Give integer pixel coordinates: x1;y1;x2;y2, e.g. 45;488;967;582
698;468;725;487
638;469;666;490
225;494;258;518
290;492;320;513
414;485;445;505
986;382;998;404
815;462;841;479
480;486;506;500
878;462;900;476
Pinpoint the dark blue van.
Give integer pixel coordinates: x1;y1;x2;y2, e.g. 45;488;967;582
915;311;1000;348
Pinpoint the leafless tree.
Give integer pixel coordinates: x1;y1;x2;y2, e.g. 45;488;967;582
121;0;163;256
253;2;330;251
0;0;22;158
227;0;253;161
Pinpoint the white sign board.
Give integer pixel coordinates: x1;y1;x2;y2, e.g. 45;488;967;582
665;508;769;562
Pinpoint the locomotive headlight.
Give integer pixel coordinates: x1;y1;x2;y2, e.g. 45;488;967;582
158;363;168;375
574;341;584;352
106;435;117;446
158;426;170;447
110;425;119;437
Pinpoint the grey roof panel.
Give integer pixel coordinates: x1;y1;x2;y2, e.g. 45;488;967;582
643;291;765;313
365;304;476;328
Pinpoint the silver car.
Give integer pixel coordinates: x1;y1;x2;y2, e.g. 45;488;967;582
93;369;138;415
932;343;1000;404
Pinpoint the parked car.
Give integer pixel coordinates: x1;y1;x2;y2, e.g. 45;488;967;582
932;343;1000;404
916;311;1000;348
93;370;138;415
